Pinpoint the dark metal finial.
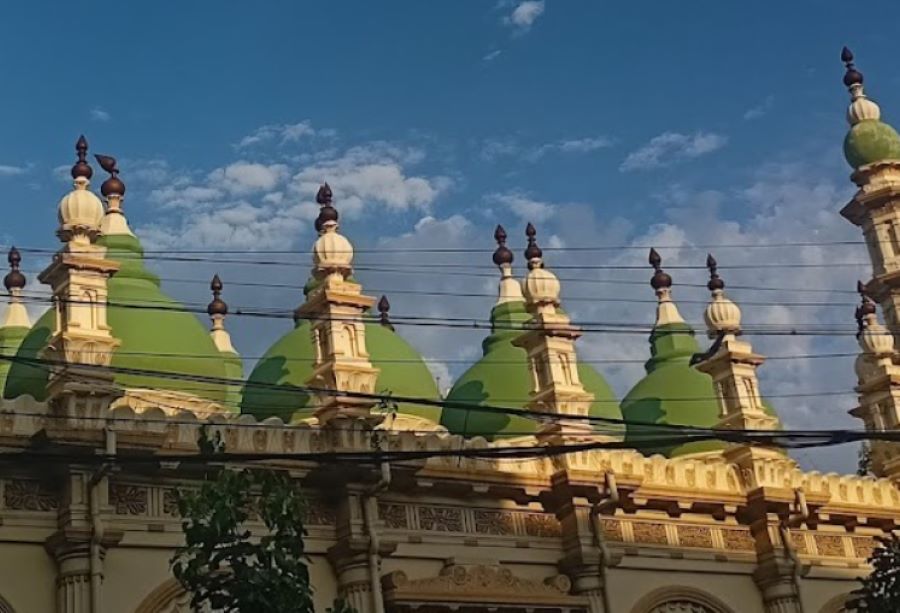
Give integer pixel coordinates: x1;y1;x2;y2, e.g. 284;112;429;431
3;247;25;291
314;182;338;233
95;154;125;197
71;135;93;180
378;295;394;330
842;46;864;88
207;274;228;317
648;248;671;291
316;182;333;205
492;224;513;266
857;279;876;317
524;222;543;266
706;253;725;291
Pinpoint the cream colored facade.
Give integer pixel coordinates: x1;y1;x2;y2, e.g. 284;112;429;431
4;57;900;613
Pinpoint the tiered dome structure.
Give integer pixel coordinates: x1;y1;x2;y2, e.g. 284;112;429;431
4;140;235;407
441;224;621;439
841;46;900;169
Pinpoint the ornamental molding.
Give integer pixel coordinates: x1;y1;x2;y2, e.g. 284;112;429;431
381;563;584;608
630;586;735;613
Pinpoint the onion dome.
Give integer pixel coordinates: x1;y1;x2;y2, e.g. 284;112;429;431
493;225;524;305
521;223;561;308
5;158;235;408
441;226;620;439
702;254;742;336
377;295;395;331
648;248;682;326
311;182;353;275
0;248;31;394
840;47;900;169
3;248;25;293
207;274;228;317
57;136;104;243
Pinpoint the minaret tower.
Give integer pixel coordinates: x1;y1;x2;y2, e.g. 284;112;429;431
2;247;30;329
295;183;380;426
39;136;121;402
493;225;524;305
513;223;597;448
207;274;243;409
837;47;900;342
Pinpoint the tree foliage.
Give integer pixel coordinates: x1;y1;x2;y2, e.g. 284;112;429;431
850;534;900;612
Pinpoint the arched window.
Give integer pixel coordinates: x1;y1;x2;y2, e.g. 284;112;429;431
631;587;735;613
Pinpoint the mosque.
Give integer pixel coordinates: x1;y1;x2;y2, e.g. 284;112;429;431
0;48;898;613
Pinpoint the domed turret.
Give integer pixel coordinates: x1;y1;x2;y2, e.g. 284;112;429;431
840;47;900;169
0;247;31;393
57;136;104;244
442;225;620;439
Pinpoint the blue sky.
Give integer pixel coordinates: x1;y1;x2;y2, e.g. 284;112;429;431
1;1;898;471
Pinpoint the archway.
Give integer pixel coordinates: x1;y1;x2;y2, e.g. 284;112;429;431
630;586;736;613
819;593;852;613
134;579;194;613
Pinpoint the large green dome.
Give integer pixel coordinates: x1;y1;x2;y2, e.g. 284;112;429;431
621;322;777;457
240;316;442;424
0;323;30;394
442;300;622;439
4;234;232;406
844;120;900;169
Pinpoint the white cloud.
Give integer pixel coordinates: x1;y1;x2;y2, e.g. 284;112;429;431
481;136;614;162
620;131;727;171
236;121;323;148
483;49;503;62
505;1;545;31
0;165;27;177
90;107;111;122
744;95;775;121
487;191;556;222
209;161;289;194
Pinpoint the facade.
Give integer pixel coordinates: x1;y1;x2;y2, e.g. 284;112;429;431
0;49;899;613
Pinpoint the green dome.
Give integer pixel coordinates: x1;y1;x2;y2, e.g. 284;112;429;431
621;322;777;458
0;323;30;394
442;300;622;439
4;234;232;406
240;317;442;424
844;120;900;168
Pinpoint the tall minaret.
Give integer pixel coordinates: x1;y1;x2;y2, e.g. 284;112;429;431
2;247;30;330
295;183;380;426
207;274;243;410
837;47;900;342
850;282;900;478
513;223;597;449
39;136;121;402
493;225;524;305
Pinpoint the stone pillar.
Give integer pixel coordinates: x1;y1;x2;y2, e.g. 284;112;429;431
754;557;804;613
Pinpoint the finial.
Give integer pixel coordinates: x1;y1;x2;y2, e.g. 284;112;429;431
857;280;877;316
842;46;864;88
71;135;93;180
524;222;543;267
706;253;725;291
207;273;228;317
378;295;394;330
3;247;25;291
648;248;672;290
95;154;125;197
314;182;339;233
492;224;513;266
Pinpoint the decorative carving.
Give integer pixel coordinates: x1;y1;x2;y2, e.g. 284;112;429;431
789;531;808;555
381;564;583;608
163;490;180;517
3;479;58;511
633;522;668;545
418;506;463;532
600;518;623;541
649;602;716;613
523;512;561;537
379;503;409;529
852;536;877;559
306;499;336;526
815;535;847;557
721;528;755;551
110;483;148;515
473;510;515;535
678;525;713;549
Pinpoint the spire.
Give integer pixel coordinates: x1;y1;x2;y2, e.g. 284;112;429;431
377;295;394;331
207;274;236;354
1;247;29;328
493;224;523;305
57;136;104;245
703;254;742;338
311;182;354;285
842;46;881;126
521;223;560;313
648;248;684;327
96;154;134;237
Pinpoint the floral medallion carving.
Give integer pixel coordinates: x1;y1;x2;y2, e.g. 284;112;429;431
110;484;148;515
633;522;668;545
523;513;561;538
473;510;515;535
379;503;409;529
418;506;463;532
3;479;58;511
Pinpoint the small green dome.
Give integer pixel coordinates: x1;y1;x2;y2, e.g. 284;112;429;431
0;324;30;393
844;120;900;168
621;322;778;457
241;317;442;424
4;234;232;406
442;300;621;439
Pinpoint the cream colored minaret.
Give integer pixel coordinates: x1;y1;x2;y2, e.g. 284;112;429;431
39;136;121;402
493;225;524;305
837;48;900;344
695;254;780;433
207;274;243;409
2;247;30;329
96;154;134;237
295;183;380;426
850;282;900;478
513;223;597;452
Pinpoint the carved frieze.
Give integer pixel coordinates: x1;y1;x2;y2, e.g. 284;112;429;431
419;505;463;532
162;490;180;517
110;484;148;515
524;512;561;537
815;535;847;557
852;536;877;559
3;479;58;512
633;522;668;545
306;499;337;526
678;525;713;549
379;503;409;529
721;528;755;551
473;510;515;536
600;518;623;541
